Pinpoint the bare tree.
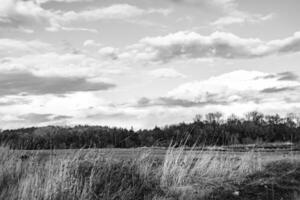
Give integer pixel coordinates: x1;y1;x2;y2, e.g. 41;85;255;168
245;111;264;124
205;112;223;123
193;114;202;122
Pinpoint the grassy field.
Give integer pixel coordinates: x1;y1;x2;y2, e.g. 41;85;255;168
0;146;299;200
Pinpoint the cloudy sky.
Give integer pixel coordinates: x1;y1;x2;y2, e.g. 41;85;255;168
1;0;300;129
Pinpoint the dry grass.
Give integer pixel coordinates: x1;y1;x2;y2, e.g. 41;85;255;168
160;146;264;199
0;146;162;200
0;146;299;200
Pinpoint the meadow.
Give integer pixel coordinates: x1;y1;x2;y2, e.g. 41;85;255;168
0;146;299;200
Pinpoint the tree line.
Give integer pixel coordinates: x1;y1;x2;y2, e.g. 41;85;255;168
0;111;299;149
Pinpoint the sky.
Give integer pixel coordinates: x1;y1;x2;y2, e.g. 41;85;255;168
1;0;300;129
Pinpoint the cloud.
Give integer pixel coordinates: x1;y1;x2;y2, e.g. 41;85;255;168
211;13;273;27
0;38;52;57
167;70;300;100
149;68;186;79
38;0;93;3
98;47;120;60
87;112;136;120
170;0;272;26
58;4;171;23
277;72;299;81
0;0;54;31
209;1;273;27
83;40;102;47
19;113;52;123
261;86;298;94
52;115;72;120
0;45;125;100
0;1;171;32
0;96;31;106
260;71;299;81
268;32;300;54
18;113;72;123
46;25;98;33
124;31;300;62
0;52;125;77
170;0;235;10
137;97;227;107
0;71;115;96
0;92;142;129
136;70;300;107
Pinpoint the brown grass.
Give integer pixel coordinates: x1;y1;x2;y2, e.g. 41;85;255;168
0;146;299;200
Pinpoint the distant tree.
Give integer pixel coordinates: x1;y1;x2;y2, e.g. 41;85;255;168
286;113;299;128
205;112;223;123
193;114;203;122
0;112;299;149
245;111;264;124
265;114;281;125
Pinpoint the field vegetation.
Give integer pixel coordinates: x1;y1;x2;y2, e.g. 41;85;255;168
0;146;299;200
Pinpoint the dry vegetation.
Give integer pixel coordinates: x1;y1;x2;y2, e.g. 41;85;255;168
0;146;299;200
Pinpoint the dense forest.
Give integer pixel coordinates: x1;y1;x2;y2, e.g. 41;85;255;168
0;111;300;149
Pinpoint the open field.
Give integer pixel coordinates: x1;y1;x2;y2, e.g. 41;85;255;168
13;147;300;162
1;146;300;200
13;142;300;161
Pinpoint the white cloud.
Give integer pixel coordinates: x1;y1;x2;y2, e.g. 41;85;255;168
122;31;300;62
55;4;172;25
170;0;235;11
46;24;98;33
58;4;145;22
0;38;52;57
149;68;186;79
98;47;119;60
0;0;54;31
83;40;102;47
212;13;273;27
0;51;126;78
135;70;300;108
0;92;107;127
127;70;300;127
38;0;93;3
204;0;274;27
0;1;171;32
171;0;272;26
167;70;300;103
